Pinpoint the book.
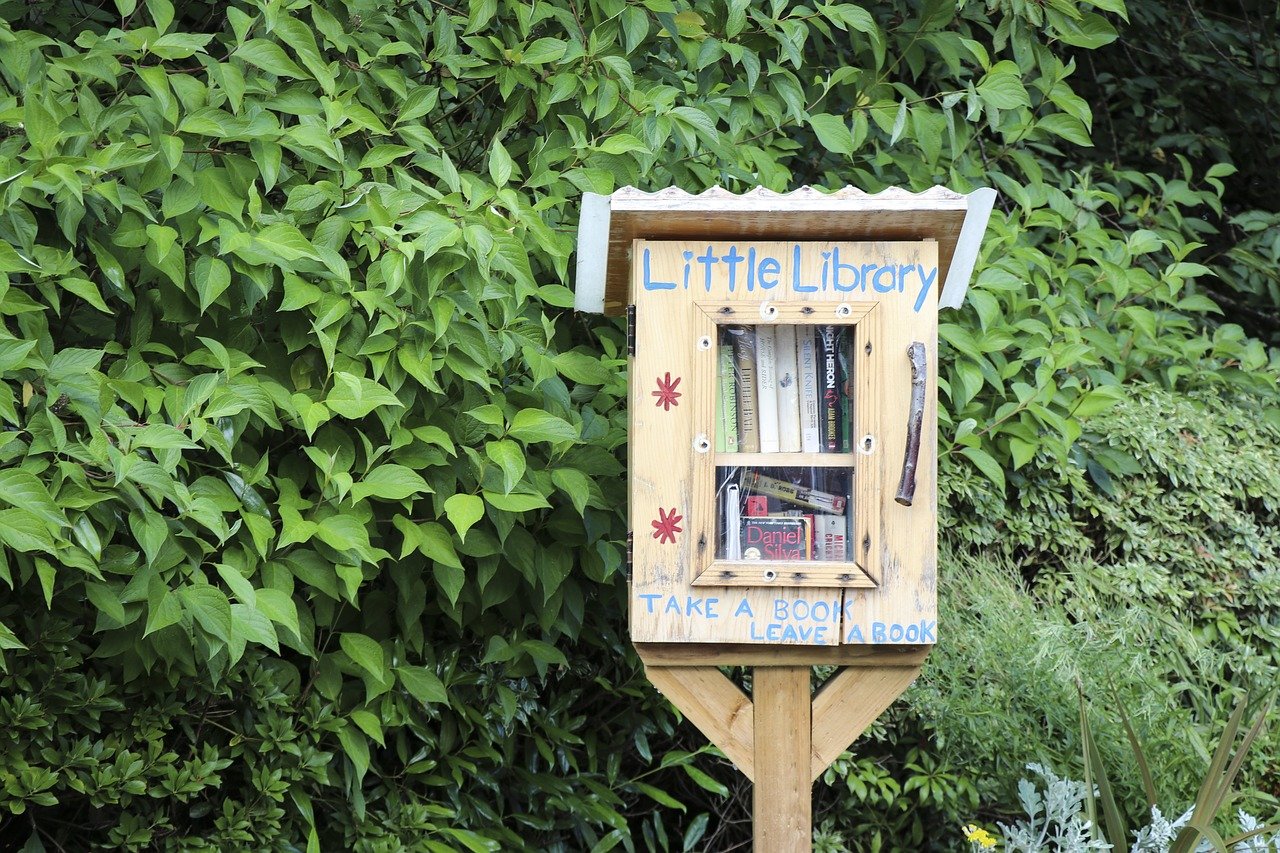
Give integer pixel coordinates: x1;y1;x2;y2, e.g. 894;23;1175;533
717;342;739;452
818;326;840;452
741;516;812;561
817;514;848;561
728;328;760;453
754;325;779;453
797;329;821;452
745;495;769;517
724;483;742;560
745;471;847;514
775;325;800;452
838;328;852;452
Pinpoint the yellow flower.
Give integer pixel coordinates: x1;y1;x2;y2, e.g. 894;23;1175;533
962;824;999;849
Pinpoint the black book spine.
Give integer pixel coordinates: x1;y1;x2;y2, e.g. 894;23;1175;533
818;325;839;452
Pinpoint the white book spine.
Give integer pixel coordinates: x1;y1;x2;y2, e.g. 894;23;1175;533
754;326;779;453
774;325;800;452
818;515;848;561
725;483;742;560
797;329;820;453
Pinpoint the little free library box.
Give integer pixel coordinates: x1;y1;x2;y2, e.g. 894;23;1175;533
576;185;996;657
575;185;995;848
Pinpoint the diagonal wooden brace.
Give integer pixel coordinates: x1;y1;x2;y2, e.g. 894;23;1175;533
642;660;922;851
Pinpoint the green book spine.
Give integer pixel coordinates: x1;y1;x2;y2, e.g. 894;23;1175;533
718;342;739;452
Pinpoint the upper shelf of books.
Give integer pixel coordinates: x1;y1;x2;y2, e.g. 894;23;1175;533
715;323;856;459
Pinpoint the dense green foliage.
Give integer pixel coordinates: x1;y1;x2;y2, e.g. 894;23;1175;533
0;0;1277;849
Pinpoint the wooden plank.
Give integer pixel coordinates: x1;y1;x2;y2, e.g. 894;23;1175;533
809;666;920;781
635;642;930;667
753;666;812;851
715;451;857;467
692;560;876;588
602;186;967;316
643;665;756;781
841;240;939;646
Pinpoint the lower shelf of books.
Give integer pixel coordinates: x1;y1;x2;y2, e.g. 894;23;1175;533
716;466;853;563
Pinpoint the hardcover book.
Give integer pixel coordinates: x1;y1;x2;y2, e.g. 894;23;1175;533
745;472;847;514
775;325;801;452
797;329;821;452
717;342;739;452
727;328;760;452
818;325;840;451
741;517;812;561
754;325;779;453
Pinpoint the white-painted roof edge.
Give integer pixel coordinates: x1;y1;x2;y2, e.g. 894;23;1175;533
573;186;997;314
574;191;611;314
938;187;997;310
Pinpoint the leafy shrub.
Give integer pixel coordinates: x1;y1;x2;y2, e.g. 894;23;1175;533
0;0;1276;849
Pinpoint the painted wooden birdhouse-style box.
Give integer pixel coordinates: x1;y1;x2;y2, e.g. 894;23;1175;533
575;185;995;659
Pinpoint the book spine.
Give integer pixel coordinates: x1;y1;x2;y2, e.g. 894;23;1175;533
754;326;779;453
818;325;840;452
774;325;800;453
728;328;760;453
798;329;821;452
717;342;738;453
746;472;847;514
818;515;847;562
724;483;742;560
837;327;851;452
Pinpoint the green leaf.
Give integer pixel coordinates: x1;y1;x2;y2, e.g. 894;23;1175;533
351;464;431;503
483;491;551;513
231;603;279;653
487;138;514;186
236;39;308;78
349;709;384;746
396;665;449;705
411;521;463;569
255;588;301;639
484;440;525;494
0;509;56;553
58;277;110;313
180;585;233;644
443;494;484;542
508;409;577;444
977;62;1029;110
86;582;127;624
0;469;67;528
339;632;387;682
551;468;593;515
435;562;464;607
959;446;1006;495
193;256;232;314
326;373;403;419
808;114;854;155
336;724;369;781
24;98;60;156
144;589;183;637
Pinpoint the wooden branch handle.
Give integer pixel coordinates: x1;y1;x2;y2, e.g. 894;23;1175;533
895;342;926;507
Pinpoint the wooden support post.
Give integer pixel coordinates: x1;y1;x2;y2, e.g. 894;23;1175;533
752;666;812;852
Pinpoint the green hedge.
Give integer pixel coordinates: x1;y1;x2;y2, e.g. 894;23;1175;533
0;0;1276;849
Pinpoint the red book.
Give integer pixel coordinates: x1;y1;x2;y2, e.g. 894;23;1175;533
741;517;812;561
745;496;769;517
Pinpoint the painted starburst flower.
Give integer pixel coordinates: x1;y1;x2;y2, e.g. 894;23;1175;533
651;507;683;544
652;372;682;411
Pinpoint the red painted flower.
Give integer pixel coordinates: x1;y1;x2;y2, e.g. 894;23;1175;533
651;507;683;544
652;372;682;411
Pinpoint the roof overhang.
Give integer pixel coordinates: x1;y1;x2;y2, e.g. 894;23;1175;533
574;185;996;316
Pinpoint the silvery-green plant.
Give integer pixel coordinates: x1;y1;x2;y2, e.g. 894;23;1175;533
994;764;1112;852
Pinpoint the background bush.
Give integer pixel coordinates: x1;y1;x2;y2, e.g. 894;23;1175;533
0;0;1277;849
